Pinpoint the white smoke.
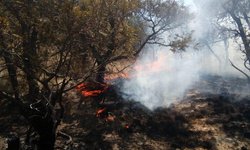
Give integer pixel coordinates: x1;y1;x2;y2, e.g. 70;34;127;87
121;49;202;110
119;0;249;110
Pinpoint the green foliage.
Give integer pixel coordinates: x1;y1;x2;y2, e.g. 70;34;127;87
0;0;191;94
0;0;192;148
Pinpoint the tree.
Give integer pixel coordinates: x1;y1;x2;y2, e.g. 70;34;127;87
215;0;250;80
0;0;192;149
79;0;140;83
134;0;191;56
0;0;88;149
79;0;190;83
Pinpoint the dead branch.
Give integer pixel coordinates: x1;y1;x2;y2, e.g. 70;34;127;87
57;131;73;144
229;59;250;82
244;59;250;71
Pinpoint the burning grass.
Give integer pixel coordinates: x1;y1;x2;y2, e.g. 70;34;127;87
76;82;108;97
59;76;250;149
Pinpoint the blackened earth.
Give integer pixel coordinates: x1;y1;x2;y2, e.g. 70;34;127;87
0;75;250;150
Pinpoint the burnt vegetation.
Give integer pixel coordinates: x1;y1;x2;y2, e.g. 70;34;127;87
0;0;250;150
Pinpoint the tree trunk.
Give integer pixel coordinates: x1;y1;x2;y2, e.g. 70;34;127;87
22;26;40;101
36;121;56;150
25;102;56;150
229;11;250;64
96;62;106;83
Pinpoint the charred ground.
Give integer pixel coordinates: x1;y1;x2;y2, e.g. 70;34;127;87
0;75;250;150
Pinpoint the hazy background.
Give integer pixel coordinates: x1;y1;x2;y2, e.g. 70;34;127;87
120;0;248;110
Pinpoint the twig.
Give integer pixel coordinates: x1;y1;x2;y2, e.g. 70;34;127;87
57;131;73;144
244;59;250;71
229;59;250;82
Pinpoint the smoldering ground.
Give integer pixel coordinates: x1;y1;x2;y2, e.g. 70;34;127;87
119;0;250;110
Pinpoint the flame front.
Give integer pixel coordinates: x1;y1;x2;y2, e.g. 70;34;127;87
76;82;108;97
81;90;103;97
104;54;169;81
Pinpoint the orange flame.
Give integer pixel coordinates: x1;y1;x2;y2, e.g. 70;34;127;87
81;90;103;97
96;108;106;117
104;55;169;81
133;55;169;75
76;82;108;97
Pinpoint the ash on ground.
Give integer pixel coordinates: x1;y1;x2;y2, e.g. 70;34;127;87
0;75;250;150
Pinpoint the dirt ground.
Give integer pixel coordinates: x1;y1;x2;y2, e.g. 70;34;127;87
0;75;250;150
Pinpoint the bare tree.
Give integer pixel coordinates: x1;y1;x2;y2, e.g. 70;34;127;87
217;0;250;78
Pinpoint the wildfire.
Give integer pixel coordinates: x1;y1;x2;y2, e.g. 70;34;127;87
81;90;103;97
75;54;169;124
76;82;108;97
104;54;169;81
76;82;116;121
95;108;116;122
133;54;169;75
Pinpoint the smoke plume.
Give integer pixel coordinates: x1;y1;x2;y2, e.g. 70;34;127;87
121;50;202;110
119;0;249;110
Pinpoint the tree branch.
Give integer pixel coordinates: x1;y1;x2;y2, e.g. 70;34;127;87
229;59;250;82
